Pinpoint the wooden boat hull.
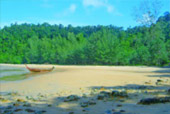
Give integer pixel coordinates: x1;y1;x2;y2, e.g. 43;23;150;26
25;65;54;72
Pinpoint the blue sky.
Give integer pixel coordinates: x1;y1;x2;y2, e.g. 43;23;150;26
1;0;170;29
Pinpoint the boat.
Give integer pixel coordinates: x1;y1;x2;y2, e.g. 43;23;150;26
25;65;55;72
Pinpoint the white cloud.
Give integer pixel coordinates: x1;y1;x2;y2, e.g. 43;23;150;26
41;4;52;8
83;0;114;13
41;0;53;8
83;0;105;7
107;5;114;13
69;4;76;13
83;0;122;15
56;4;77;17
43;0;49;2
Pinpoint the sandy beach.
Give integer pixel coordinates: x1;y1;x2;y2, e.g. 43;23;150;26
0;64;170;114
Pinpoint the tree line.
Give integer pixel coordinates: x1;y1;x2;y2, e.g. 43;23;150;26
0;12;170;66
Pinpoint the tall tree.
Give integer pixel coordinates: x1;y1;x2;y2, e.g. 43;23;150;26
133;0;162;26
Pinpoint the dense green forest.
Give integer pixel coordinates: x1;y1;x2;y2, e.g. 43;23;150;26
0;12;170;66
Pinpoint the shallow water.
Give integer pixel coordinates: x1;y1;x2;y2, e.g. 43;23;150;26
0;66;36;81
0;65;65;81
0;68;28;77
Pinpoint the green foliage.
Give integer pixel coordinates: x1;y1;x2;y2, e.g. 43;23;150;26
0;12;170;66
166;39;170;59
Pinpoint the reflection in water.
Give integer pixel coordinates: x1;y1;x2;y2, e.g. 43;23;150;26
0;68;66;81
0;72;49;81
0;69;23;73
25;71;53;78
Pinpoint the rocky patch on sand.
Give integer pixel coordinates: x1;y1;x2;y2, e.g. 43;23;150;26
138;97;170;105
64;95;80;102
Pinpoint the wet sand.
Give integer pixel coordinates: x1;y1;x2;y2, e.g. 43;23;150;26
0;64;170;114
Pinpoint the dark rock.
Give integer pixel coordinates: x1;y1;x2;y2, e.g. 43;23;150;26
97;94;105;100
41;110;46;113
111;91;128;97
145;81;151;84
7;92;20;96
80;99;96;107
82;94;87;98
68;111;74;114
0;110;3;114
138;97;170;105
47;104;52;107
14;109;23;112
23;103;31;107
88;99;96;105
100;91;111;97
64;95;80;102
35;110;47;114
134;94;138;97
126;85;154;90
105;110;112;114
97;90;128;100
112;109;116;112
167;88;170;94
117;104;122;107
13;103;20;106
3;109;12;113
138;86;147;89
25;109;35;112
157;79;163;82
156;79;164;85
0;97;5;100
119;100;125;102
120;110;126;112
82;108;90;112
6;106;13;109
113;112;122;114
17;99;25;102
97;91;111;100
80;101;89;107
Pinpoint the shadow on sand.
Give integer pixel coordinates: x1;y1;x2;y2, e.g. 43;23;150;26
1;83;170;114
147;67;170;78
